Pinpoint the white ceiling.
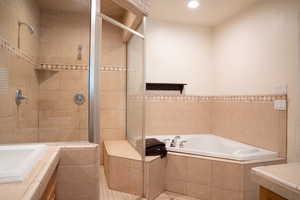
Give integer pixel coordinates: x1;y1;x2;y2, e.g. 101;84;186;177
149;0;259;26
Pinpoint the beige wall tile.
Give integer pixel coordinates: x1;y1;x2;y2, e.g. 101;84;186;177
39;11;90;65
56;164;99;200
102;128;126;141
39;110;80;129
145;101;212;136
59;146;99;166
212;102;287;157
166;154;188;182
212;161;244;191
108;156;143;196
186;183;210;200
38;71;60;91
100;92;126;110
211;188;243;200
102;21;126;67
100;71;126;92
0;1;40;144
165;179;187;195
100;110;125;129
145;158;166;200
187;157;212;185
38;128;81;142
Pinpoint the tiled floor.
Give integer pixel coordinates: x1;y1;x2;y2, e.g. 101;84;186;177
100;166;198;200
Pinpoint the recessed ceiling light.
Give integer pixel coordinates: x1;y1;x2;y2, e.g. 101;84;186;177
187;0;200;9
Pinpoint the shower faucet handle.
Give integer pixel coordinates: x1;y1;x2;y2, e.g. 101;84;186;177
15;89;27;105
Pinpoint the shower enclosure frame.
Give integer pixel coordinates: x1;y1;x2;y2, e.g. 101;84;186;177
88;0;147;148
89;0;147;197
88;0;101;143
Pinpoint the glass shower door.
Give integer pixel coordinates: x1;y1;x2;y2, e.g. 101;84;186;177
126;20;146;198
127;23;145;155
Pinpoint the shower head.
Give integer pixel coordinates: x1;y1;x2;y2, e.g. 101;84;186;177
18;21;35;34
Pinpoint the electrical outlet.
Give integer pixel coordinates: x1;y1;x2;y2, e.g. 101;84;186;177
274;100;287;110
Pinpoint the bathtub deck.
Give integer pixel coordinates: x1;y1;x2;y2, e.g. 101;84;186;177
100;166;198;200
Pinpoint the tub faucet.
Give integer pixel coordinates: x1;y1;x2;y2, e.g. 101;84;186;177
163;138;171;144
170;136;181;147
179;140;188;148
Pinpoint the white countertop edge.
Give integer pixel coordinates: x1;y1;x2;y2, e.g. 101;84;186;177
252;167;300;193
22;147;60;200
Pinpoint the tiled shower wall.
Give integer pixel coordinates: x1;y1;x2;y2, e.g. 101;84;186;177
145;95;287;157
99;21;127;162
0;1;127;148
37;11;127;154
0;0;40;143
37;10;90;142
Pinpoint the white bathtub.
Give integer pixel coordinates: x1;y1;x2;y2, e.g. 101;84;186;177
147;134;278;161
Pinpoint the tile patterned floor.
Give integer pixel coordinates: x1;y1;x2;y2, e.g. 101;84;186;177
100;166;198;200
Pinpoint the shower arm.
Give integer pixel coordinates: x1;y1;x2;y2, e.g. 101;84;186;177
17;22;35;49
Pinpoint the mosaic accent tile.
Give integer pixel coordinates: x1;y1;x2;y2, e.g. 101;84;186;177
37;64;127;71
128;94;287;103
1;36;127;72
0;36;36;66
38;63;88;71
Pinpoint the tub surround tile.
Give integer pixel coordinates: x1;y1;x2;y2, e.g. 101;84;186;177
59;145;99;166
54;143;100;200
56;165;100;199
164;152;286;200
145;157;167;200
212;161;244;191
212;102;287;158
104;140;165;199
145;101;212;136
186;157;212;185
166;154;188;182
165;179;187;195
186;183;211;200
211;188;244;200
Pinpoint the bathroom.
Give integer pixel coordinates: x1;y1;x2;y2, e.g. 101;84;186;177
0;0;299;199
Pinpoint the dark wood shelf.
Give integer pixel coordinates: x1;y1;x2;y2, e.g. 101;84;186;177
146;83;187;94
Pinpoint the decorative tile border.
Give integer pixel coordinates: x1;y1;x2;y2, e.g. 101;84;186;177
101;66;127;71
1;35;127;72
0;36;36;66
128;94;287;103
37;63;127;71
37;63;88;71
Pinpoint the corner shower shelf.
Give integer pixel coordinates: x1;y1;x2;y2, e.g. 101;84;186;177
146;83;187;94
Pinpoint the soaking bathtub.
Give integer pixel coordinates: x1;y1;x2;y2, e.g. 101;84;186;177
147;134;278;161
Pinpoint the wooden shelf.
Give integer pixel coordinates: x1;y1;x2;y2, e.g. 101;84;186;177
146;83;187;94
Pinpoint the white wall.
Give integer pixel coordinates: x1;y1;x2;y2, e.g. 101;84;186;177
146;19;214;95
213;0;300;162
146;0;300;162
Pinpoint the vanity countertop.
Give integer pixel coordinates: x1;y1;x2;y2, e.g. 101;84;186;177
251;162;300;200
0;146;60;200
0;142;99;200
